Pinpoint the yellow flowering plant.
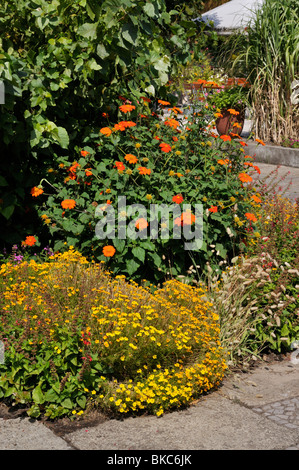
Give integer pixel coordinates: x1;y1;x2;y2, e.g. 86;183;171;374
0;249;227;419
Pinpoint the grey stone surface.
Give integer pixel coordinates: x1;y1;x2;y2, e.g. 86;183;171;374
0;417;72;450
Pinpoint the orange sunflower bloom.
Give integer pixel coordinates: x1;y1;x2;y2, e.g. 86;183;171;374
31;186;44;197
208;206;218;213
22;235;37;247
119;104;136;113
102;245;116;257
61;199;76;209
227;109;239;115
100;127;112;136
159;142;172;153
85;168;93;176
172;194;184;204
239;173;253;183
138;166;151;175
158;100;171;106
125;154;138;164
135;218;148;230
245;212;257;223
81;150;90;157
251;195;262;203
220;135;231;142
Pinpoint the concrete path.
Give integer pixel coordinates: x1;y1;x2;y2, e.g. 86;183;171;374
0;355;298;451
251;162;299;201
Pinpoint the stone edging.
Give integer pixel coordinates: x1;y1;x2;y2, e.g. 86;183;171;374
246;142;299;168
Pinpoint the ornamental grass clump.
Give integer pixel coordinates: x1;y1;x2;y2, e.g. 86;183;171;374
227;0;299;144
29;96;263;283
0;248;227;419
206;173;299;364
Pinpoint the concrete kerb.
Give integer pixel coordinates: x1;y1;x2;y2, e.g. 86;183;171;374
246;141;299;169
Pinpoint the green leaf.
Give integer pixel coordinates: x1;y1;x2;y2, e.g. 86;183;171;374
61;398;73;409
97;44;109;59
1;205;15;220
143;3;155;17
132;246;146;263
32;385;45;404
77;22;98;39
76;395;87;409
122;22;138;45
0;176;8;187
126;258;140;276
51;126;69;148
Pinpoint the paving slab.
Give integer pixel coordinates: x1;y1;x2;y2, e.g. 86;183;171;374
0;416;72;450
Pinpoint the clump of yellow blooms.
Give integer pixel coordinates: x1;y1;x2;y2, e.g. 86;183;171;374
0;248;227;417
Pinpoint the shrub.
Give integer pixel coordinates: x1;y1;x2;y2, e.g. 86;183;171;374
28;97;263;283
0;248;227;419
0;0;200;246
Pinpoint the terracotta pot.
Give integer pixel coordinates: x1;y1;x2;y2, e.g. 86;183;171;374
215;108;245;136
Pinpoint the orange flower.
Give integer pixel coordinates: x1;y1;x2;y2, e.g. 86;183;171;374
100;127;112;136
208;206;218;213
176;172;184;178
217;158;229;165
119;104;136;113
158;100;171;106
81;150;89;157
138;166;151;175
220;135;231;142
214;112;223;118
85;168;93;176
171;107;182;114
22;235;37;247
239;141;248;147
125;154;138;164
239;173;253;183
174;212;196;226
233;122;242;128
159;142;172;153
31;186;44;197
251;195;262;203
135;218;148;230
114;121;136;131
164;118;179;129
102;245;116;257
172;194;184;204
227;109;239;115
245;212;257;223
255;138;265;146
61;199;76;209
253;165;261;174
114;161;125;171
